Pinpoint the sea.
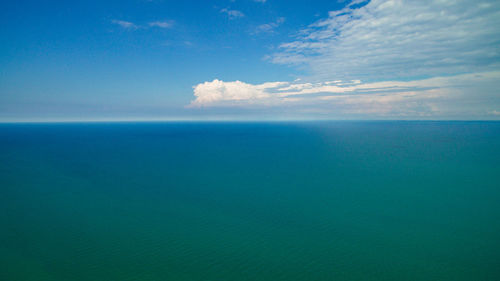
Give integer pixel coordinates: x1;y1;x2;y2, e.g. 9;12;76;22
1;121;499;280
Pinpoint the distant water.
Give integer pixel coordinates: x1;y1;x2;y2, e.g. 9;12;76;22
1;122;499;280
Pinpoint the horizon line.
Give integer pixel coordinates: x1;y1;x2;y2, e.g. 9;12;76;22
1;118;499;124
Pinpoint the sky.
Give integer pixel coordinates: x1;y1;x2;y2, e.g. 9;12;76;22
1;0;500;121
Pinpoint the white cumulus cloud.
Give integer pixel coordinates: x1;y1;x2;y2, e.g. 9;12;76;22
190;80;288;107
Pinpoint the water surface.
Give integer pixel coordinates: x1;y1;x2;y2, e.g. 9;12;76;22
1;122;499;280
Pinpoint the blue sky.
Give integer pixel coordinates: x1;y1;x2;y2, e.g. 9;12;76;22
1;0;500;121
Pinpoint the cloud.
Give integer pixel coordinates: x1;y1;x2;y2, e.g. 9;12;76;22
220;8;245;19
112;19;175;30
254;0;267;3
148;20;174;28
189;0;500;119
253;17;285;34
111;20;138;30
189;72;500;118
271;0;500;81
190;80;287;107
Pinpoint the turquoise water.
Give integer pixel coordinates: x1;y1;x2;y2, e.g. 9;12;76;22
1;122;499;280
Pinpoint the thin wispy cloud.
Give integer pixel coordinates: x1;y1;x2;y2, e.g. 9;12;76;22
271;0;500;80
253;17;285;34
148;20;174;28
112;19;175;30
111;20;138;30
220;8;245;19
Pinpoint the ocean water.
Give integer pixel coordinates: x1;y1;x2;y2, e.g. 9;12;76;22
0;121;499;280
